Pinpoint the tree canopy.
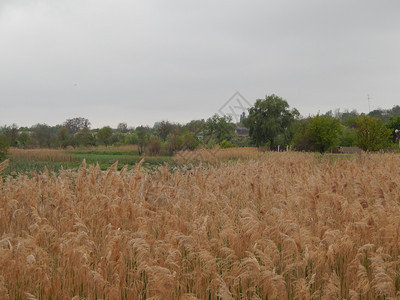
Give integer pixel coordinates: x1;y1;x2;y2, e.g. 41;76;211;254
356;116;392;151
0;134;10;161
385;116;400;142
203;114;235;145
308;115;342;153
244;94;299;147
1;101;398;155
97;126;113;146
63;117;91;134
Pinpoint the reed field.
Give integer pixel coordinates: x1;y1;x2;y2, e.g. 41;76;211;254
1;152;400;299
174;147;262;163
9;149;76;163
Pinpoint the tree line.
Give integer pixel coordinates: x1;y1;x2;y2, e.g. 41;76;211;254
1;95;400;160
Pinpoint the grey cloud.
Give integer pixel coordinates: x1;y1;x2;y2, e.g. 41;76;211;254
0;0;399;128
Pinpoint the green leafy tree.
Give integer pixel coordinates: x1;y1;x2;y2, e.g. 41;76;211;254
220;139;236;148
31;124;55;148
63;117;91;134
76;127;96;147
58;126;74;148
338;125;357;147
180;131;199;150
154;121;181;141
182;120;205;134
390;105;400;117
356;116;392;151
293;119;313;151
17;131;31;148
368;109;390;122
244;94;299;147
0;134;10;161
97;126;113;146
203;114;235;144
110;132;125;146
59;118;91;147
385;116;400;142
2;124;19;147
165;133;183;155
117;122;129;134
148;136;162;156
341;114;359;128
136;126;151;156
308;115;342;153
124;132;138;145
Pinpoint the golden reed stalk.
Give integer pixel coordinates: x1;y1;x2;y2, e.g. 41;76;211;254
1;152;400;299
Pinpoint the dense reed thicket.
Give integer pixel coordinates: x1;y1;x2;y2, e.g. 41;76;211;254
1;153;400;299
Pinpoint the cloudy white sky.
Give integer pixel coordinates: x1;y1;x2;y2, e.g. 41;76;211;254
1;0;399;128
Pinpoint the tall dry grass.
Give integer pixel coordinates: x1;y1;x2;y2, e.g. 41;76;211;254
9;148;75;162
1;153;400;299
174;147;261;163
0;160;8;174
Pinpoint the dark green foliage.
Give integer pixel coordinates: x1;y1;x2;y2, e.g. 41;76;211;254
203;114;235;144
75;127;96;147
17;132;31;148
219;139;236;148
293;116;342;153
31;124;57;148
97;126;113;146
182;119;205;134
366;105;400;122
164;133;182;155
385;116;400;142
2;124;19;147
293;119;313;152
148;136;162;156
63;117;91;134
154;121;181;141
308;115;342;153
338;125;357;147
244;94;299;147
58;126;73;148
0;134;10;161
356;116;392;151
136;126;151;156
180;131;199;150
2;101;400;155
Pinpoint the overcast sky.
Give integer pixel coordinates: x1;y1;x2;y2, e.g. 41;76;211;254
1;0;399;128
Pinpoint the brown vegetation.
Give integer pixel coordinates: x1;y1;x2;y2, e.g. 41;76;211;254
1;153;400;299
174;147;261;163
9;148;75;162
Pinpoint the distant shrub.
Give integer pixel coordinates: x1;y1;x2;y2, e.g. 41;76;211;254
219;139;236;149
148;136;162;156
0;134;10;161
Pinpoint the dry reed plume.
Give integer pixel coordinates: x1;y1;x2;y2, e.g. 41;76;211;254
0;160;8;174
1;152;400;299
